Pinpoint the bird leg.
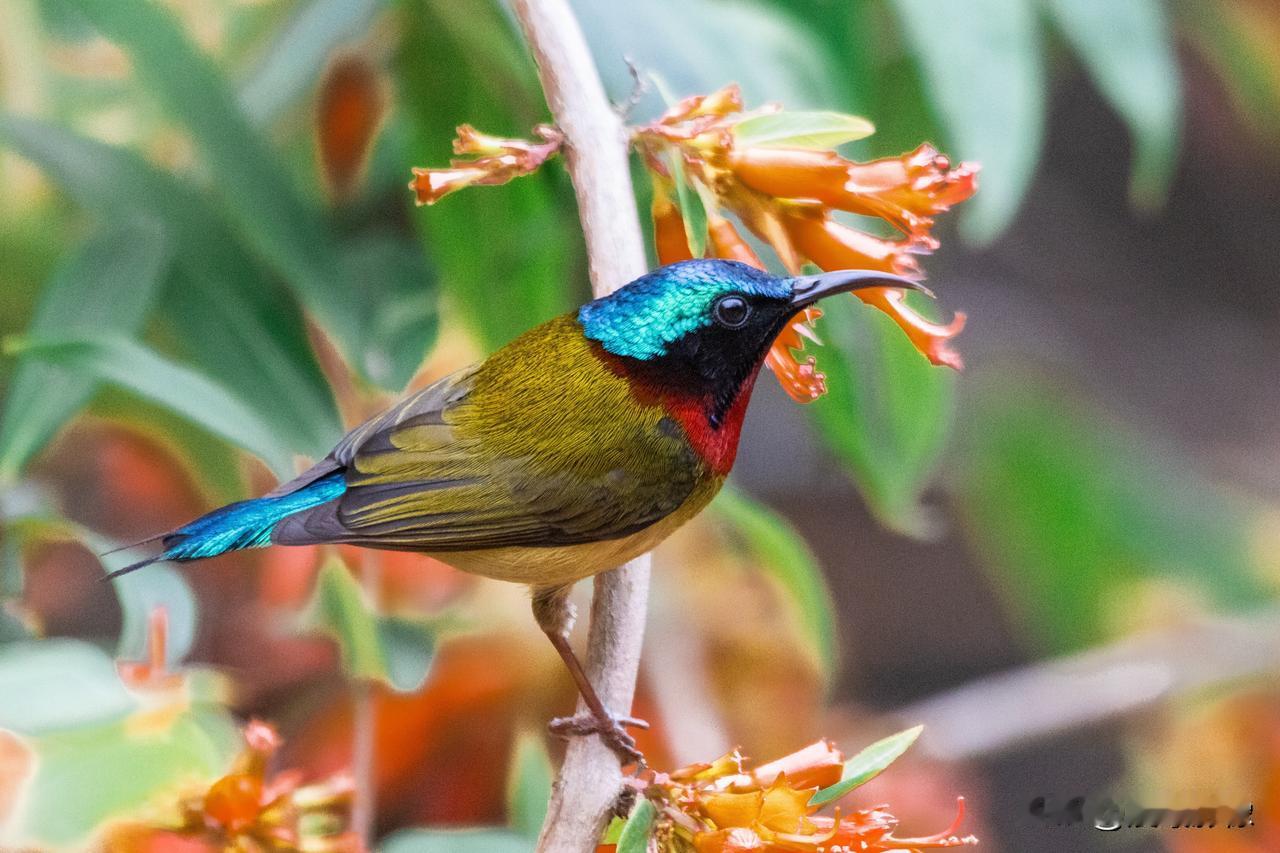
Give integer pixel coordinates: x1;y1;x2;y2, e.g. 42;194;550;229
532;585;649;766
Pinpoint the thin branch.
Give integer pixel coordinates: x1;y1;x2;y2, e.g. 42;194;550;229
507;1;651;851
895;607;1280;761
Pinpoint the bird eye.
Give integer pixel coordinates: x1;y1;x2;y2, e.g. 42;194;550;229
713;295;751;329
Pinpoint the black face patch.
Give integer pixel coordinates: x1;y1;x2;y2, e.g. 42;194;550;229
644;292;797;427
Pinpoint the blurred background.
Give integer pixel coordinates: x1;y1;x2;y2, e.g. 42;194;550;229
2;0;1280;850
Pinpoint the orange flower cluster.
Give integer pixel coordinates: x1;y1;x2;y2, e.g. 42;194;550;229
603;740;977;853
637;86;977;397
409;124;563;206
408;84;977;400
104;721;360;853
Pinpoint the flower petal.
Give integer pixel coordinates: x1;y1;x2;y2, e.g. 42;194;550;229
654;197;695;265
700;789;765;829
783;209;928;280
856;289;966;370
750;740;844;792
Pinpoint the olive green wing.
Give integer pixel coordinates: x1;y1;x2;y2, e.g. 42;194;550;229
272;364;700;551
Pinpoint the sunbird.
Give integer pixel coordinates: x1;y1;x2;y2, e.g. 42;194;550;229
114;259;923;763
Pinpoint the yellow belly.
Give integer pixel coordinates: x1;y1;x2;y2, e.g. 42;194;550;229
431;479;720;586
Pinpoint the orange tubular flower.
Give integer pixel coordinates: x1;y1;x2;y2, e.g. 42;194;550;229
782;208;928;280
858;287;966;370
729;144;978;240
602;740;976;853
653;188;695;265
409;124;563;206
781;209;965;369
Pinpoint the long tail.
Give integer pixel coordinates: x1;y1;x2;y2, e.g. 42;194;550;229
106;471;347;580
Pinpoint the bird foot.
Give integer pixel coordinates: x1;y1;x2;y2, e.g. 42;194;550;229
548;710;649;766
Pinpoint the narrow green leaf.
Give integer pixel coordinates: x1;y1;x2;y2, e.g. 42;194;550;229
712;486;837;676
1045;0;1181;207
617;797;657;853
889;0;1045;242
300;557;436;691
7;334;295;480
811;296;955;536
336;231;439;390
66;0;397;386
507;731;554;840
667;151;708;258
381;830;532;853
809;725;923;807
0;114;342;457
238;0;381;124
0;220;168;479
732;110;875;149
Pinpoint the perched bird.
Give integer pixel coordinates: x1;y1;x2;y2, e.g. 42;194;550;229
113;259;925;763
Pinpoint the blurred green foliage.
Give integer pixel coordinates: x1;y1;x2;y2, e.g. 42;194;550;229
955;378;1272;654
300;556;437;692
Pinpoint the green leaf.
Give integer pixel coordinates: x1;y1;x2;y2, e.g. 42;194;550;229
6;334;296;480
732;110;875;149
9;704;239;847
238;0;382;124
1045;0;1181;208
889;0;1045;243
507;732;554;840
809;725;923;807
667;150;708;258
67;0;409;388
811;296;955;536
712;486;837;676
300;557;436;691
617;797;657;853
336;231;439;389
380;829;533;853
601;817;626;844
574;0;846;115
955;380;1270;653
0;114;342;458
0;220;168;479
0;640;136;735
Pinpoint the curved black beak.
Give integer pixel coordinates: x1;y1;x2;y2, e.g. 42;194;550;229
788;270;933;309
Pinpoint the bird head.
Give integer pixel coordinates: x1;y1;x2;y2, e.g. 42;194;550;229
578;259;926;425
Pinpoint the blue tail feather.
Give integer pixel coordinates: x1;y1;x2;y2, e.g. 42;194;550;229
105;471;346;579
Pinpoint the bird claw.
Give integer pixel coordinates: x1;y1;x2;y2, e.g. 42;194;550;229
548;710;649;766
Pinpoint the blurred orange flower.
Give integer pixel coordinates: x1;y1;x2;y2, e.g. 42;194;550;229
601;739;977;853
103;721;360;853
